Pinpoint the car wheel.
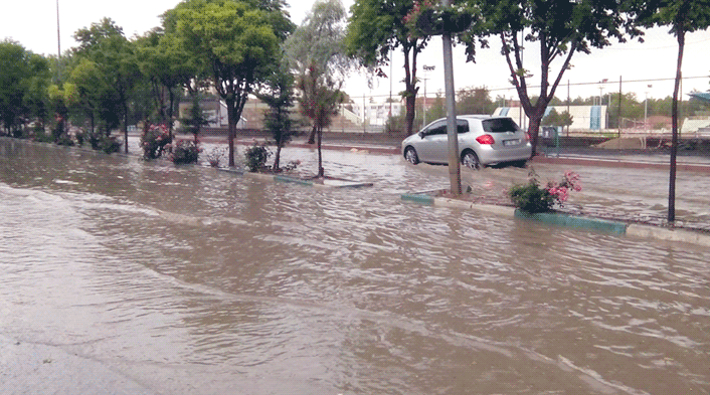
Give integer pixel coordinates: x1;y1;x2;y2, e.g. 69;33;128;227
405;147;419;165
461;150;480;169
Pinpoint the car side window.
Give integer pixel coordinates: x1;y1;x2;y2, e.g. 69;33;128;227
425;121;447;136
457;120;469;134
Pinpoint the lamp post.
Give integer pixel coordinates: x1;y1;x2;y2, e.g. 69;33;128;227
644;84;652;130
422;65;435;127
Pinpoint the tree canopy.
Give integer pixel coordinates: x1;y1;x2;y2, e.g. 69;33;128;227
460;0;643;155
346;0;431;135
164;0;293;166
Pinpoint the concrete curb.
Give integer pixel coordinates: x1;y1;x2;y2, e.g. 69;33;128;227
243;172;374;189
514;210;628;235
626;224;710;247
400;193;710;246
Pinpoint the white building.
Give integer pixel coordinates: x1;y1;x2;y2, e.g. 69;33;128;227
493;105;609;131
351;100;404;126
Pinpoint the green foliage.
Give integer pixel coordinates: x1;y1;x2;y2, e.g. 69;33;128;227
179;95;210;142
286;0;350;177
88;132;121;154
170;140;200;165
244;142;271;172
509;180;556;214
0;40;50;134
542;108;573;128
72;17;142;153
457;87;495;115
258;57;296;170
346;0;431;135
165;0;290;167
509;169;582;213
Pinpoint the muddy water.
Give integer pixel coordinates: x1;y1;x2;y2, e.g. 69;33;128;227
1;138;710;394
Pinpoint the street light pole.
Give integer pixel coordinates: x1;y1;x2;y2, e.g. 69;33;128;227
422;65;435;127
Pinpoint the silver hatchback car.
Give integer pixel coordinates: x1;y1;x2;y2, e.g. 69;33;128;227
401;115;532;168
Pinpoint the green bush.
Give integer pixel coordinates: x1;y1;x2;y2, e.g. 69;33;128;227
509;181;555;213
99;136;121;154
244;142;271;172
170;140;200;165
33;131;55;143
509;169;582;213
88;132;120;154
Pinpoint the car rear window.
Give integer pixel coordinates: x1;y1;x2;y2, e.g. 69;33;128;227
482;118;520;133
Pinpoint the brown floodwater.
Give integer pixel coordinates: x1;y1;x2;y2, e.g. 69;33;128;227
1;138;709;394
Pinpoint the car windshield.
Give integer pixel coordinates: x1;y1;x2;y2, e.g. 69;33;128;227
482;118;520;133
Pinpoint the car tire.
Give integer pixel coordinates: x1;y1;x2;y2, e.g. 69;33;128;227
405;147;419;165
461;150;480;169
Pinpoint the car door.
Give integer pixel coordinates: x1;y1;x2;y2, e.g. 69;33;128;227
416;120;447;163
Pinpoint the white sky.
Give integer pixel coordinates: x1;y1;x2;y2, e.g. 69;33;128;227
1;0;709;102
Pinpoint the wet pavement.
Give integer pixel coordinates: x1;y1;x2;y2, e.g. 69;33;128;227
2;136;710;394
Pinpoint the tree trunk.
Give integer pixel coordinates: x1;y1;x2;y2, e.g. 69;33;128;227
307;124;317;144
669;30;685;223
226;97;236;167
528;114;543;158
274;144;282;171
317;126;324;177
123;106;129;154
405;94;416;135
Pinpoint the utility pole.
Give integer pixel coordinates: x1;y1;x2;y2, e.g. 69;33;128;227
442;0;461;196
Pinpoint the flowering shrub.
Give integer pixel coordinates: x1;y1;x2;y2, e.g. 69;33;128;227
204;147;225;168
170;140;201;165
140;124;171;160
509;169;582;213
244;142;271;172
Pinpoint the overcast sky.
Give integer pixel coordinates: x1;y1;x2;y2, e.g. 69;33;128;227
2;0;709;102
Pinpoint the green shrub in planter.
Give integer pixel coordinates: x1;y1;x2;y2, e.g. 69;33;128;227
170;140;200;165
244;142;271;172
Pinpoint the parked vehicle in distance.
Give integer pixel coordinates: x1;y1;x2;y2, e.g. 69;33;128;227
401;115;532;169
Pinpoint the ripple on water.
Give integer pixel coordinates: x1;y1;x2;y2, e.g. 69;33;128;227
2;139;710;394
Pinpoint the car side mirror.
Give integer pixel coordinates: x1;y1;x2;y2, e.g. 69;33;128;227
419;131;427;138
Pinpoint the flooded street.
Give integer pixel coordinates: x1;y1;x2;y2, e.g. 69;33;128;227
1;138;709;394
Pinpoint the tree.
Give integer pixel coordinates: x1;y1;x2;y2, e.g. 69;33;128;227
631;0;710;222
179;94;210;144
0;40;49;136
286;0;350;178
257;57;296;171
69;58;108;134
73;18;141;153
164;0;293;167
47;82;78;140
346;0;431;136
456;86;495;115
135;28;197;137
461;0;642;156
541;108;573;129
